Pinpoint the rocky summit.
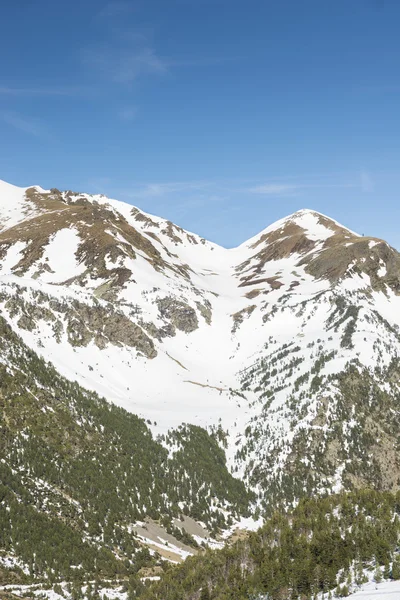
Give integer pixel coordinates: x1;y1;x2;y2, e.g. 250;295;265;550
1;179;400;593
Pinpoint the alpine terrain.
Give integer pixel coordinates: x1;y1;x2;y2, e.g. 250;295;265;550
1;178;400;599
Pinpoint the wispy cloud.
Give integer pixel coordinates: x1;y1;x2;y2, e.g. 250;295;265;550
118;106;138;121
86;177;113;193
172;194;228;214
360;170;374;192
97;1;136;19
167;56;233;68
104;173;371;221
0;111;47;137
83;44;168;84
126;181;212;199
84;16;229;87
117;177;360;203
249;183;298;195
0;86;82;97
249;180;358;196
354;83;400;95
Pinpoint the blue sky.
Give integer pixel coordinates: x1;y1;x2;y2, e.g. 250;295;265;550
1;0;400;247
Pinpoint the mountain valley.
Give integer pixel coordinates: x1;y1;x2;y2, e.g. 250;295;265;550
1;179;400;599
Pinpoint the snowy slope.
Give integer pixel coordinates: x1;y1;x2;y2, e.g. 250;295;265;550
0;179;50;230
336;580;400;599
1;181;400;501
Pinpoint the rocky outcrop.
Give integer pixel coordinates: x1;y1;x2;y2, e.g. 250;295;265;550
231;305;256;334
157;297;199;333
0;287;157;358
195;300;212;325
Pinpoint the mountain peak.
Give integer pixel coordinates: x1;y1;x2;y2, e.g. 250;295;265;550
1;177;400;537
0;179;397;296
0;180;358;252
243;208;358;250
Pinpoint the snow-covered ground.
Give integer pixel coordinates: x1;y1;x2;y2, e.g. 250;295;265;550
340;580;400;598
1;179;400;486
2;578;400;600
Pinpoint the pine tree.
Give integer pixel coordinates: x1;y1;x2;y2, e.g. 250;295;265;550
200;585;211;600
374;565;383;583
392;556;400;580
337;584;349;597
384;561;391;580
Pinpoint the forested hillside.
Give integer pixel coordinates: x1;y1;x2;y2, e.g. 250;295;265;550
0;315;252;585
138;489;400;600
2;182;400;599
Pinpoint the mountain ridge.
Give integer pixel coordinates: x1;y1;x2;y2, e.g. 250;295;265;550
1;177;400;595
0;178;361;249
1;178;400;507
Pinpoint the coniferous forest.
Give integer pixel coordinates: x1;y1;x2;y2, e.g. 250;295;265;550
137;489;400;600
1;311;400;599
0;315;252;587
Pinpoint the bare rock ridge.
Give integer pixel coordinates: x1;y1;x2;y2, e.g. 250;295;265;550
1;178;400;508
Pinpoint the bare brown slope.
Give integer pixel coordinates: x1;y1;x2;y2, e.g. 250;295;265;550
236;211;400;294
0;188;193;297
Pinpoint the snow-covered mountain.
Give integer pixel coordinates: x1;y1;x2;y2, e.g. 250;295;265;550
1;179;400;506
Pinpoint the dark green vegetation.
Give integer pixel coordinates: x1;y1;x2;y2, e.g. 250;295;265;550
138;489;400;600
237;294;400;511
0;316;252;584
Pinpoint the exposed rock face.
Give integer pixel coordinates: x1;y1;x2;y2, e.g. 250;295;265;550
0;188;184;293
195;300;212;325
231;305;256;334
1;287;157;358
140;321;176;341
2;182;400;513
236;210;400;294
157;297;199;333
302;237;400;292
66;303;157;357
